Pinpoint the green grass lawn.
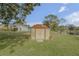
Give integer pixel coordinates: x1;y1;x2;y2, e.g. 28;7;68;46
0;31;79;56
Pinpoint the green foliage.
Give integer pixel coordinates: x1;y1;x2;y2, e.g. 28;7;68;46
0;4;19;24
11;27;18;31
67;24;79;35
43;14;59;31
68;24;75;31
58;26;66;33
0;3;40;26
15;18;24;25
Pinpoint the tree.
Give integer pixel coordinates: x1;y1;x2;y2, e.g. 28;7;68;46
0;4;19;27
43;20;49;27
15;18;25;25
43;14;59;31
58;26;66;33
0;3;40;29
68;24;75;31
68;24;75;34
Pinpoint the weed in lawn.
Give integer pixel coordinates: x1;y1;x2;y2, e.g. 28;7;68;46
9;49;15;54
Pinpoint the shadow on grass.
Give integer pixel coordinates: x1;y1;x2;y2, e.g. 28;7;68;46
0;31;30;54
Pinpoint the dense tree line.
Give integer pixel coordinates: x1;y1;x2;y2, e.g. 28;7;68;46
43;14;79;35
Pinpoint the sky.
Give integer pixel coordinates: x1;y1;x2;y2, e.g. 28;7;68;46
26;3;79;26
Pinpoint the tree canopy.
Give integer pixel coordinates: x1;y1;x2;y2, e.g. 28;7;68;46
0;3;40;26
43;14;59;31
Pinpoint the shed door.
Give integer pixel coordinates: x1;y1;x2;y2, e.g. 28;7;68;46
36;29;45;40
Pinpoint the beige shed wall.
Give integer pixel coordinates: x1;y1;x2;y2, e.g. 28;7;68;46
31;28;50;41
35;29;45;40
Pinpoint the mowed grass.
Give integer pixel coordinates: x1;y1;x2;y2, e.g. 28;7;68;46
0;31;79;55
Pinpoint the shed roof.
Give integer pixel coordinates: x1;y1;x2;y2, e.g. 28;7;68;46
32;24;48;29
